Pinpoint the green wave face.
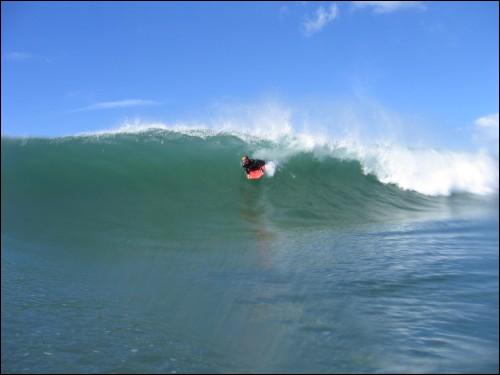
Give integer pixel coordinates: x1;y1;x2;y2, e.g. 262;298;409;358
2;132;497;246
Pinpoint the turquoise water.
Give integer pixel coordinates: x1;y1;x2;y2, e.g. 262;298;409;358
1;132;498;373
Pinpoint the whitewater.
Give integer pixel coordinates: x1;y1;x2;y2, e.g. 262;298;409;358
1;123;499;373
78;121;499;195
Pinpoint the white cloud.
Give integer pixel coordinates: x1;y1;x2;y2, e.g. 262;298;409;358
303;3;338;36
279;4;289;16
475;113;499;129
73;99;160;112
352;1;424;14
473;113;499;156
4;51;34;61
3;51;52;62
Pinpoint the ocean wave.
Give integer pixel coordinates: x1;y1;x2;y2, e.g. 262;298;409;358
2;127;498;240
71;121;499;197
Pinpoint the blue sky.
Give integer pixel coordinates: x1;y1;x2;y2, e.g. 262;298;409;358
1;1;498;150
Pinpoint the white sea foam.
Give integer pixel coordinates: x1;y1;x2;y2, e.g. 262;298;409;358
355;144;499;196
265;161;277;177
79;120;499;197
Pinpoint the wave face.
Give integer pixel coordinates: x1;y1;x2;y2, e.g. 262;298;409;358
2;128;498;243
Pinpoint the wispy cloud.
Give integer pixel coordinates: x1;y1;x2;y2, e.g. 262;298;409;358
303;3;339;37
73;99;160;112
3;51;52;63
351;1;424;14
474;113;499;156
4;51;34;61
279;4;290;18
475;113;499;129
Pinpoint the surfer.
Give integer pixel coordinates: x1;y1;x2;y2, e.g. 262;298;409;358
241;155;266;175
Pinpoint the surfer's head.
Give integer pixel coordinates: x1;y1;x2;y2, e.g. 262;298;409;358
241;155;249;165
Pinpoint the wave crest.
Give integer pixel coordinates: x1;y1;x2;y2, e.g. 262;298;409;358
11;121;500;197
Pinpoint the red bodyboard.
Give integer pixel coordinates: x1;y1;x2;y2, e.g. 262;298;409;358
247;166;265;180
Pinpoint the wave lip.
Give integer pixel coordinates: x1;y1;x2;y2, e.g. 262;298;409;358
355;145;499;196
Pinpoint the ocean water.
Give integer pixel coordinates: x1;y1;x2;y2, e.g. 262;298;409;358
1;128;498;373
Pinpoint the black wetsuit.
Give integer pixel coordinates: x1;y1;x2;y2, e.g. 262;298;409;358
242;159;266;174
